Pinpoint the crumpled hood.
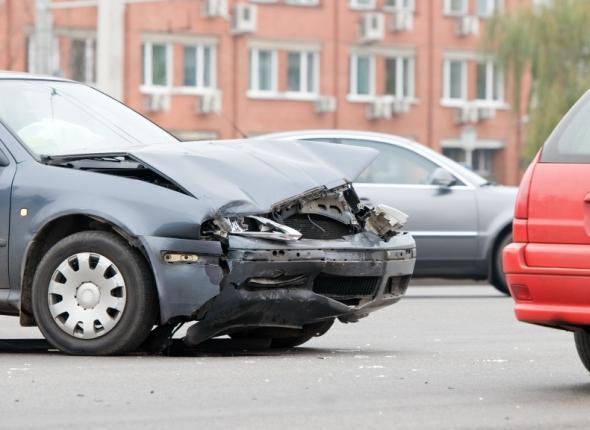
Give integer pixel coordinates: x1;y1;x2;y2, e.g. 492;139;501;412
129;139;378;215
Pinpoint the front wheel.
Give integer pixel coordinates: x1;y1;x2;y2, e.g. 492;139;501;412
491;233;512;296
32;231;158;356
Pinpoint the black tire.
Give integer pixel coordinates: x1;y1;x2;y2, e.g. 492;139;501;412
270;319;335;349
575;330;590;373
491;233;512;296
31;231;157;356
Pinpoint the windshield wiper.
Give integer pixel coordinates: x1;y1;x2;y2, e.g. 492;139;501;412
41;153;144;170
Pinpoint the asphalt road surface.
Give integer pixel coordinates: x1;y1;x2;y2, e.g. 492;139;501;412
0;284;588;430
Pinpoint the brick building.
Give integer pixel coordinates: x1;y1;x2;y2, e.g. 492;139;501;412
0;0;531;184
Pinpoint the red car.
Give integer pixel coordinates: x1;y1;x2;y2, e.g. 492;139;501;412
504;91;590;371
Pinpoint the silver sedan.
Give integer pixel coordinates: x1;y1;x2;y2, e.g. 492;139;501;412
261;130;516;294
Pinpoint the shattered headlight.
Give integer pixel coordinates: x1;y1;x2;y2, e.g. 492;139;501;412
365;204;409;241
214;216;302;242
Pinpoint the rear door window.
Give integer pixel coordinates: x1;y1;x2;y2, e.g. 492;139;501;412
541;91;590;163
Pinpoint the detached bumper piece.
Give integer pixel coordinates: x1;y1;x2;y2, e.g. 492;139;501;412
184;232;415;347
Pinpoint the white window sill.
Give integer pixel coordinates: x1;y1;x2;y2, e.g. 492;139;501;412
140;86;219;96
440;98;509;109
349;4;377;11
247;91;320;101
383;6;415;13
284;1;321;7
347;94;418;104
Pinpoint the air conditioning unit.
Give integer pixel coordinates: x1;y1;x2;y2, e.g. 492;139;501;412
455;104;480;124
359;13;385;43
456;15;480;37
202;0;227;18
392;98;411;115
231;4;257;35
145;93;170;113
196;92;222;115
391;9;413;32
477;106;496;120
367;97;394;120
315;96;337;114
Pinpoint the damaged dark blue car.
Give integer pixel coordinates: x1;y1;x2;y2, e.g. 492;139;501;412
0;73;416;355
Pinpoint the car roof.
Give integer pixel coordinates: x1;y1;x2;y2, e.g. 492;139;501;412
0;70;70;82
259;129;489;187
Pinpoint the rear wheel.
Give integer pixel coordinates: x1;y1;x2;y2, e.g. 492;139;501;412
491;233;512;296
32;231;157;355
575;330;590;373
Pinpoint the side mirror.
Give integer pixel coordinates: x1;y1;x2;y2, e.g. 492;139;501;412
430;167;456;188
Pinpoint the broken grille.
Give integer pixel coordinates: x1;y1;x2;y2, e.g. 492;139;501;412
312;275;380;298
282;214;355;240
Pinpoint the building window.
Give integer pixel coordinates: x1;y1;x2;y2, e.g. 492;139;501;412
443;59;467;101
349;54;374;97
476;0;503;17
349;0;376;10
472;149;495;178
385;0;415;10
249;48;278;94
287;51;319;95
385;56;414;99
70;38;96;84
476;60;503;102
443;148;467;165
26;35;60;75
443;0;468;15
183;45;216;90
141;42;171;88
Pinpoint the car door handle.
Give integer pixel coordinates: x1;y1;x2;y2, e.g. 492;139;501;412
360;197;374;206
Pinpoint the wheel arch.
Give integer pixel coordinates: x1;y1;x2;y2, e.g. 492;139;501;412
19;213;155;326
488;222;513;282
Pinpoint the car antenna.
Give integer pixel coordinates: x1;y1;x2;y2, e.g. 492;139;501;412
219;112;247;138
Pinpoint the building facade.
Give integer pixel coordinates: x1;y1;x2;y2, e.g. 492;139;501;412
0;0;531;184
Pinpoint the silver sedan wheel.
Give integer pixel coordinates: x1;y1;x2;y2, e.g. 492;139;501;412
47;253;127;339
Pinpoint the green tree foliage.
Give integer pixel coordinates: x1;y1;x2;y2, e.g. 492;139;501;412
484;0;590;160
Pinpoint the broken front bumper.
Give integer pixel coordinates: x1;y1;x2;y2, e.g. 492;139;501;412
183;232;416;346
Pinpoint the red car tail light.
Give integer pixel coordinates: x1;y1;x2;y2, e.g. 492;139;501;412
513;153;540;243
514;154;539;220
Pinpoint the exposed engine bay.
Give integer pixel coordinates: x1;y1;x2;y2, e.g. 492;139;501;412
200;184;409;243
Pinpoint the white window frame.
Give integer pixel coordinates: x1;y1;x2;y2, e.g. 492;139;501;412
286;50;320;98
475;60;504;104
27;35;60;75
442;59;467;105
181;44;217;93
443;0;468;16
348;53;376;101
384;55;415;100
69;37;96;84
141;42;173;92
285;0;320;6
384;0;415;12
476;0;504;17
349;0;376;11
248;48;278;97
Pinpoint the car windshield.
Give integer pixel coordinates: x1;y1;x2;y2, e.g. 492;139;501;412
0;79;177;156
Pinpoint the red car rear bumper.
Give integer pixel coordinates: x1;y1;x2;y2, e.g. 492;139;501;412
504;243;590;329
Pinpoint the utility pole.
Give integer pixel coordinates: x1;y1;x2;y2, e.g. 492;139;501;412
96;0;126;100
33;0;161;99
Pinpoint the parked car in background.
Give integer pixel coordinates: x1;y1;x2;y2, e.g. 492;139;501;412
0;73;416;355
262;130;517;294
504;90;590;373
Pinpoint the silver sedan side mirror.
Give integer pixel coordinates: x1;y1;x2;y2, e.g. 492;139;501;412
430;167;457;188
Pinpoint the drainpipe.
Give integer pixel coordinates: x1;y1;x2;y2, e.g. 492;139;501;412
426;0;434;148
333;0;340;129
